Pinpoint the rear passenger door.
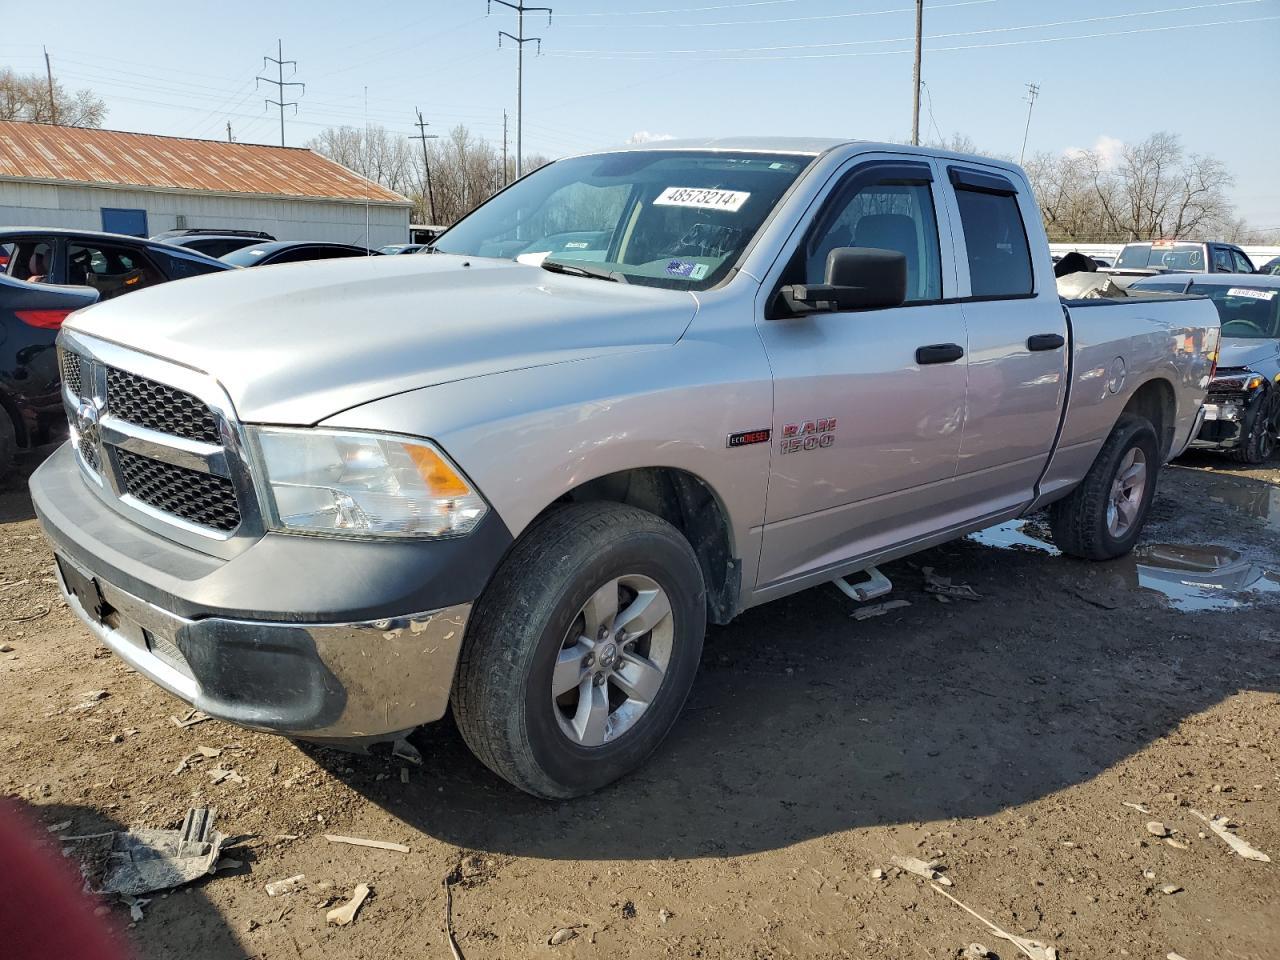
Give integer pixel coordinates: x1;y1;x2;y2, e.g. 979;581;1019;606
754;155;970;588
943;165;1069;517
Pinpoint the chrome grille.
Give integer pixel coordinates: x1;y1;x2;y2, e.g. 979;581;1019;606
59;347;82;397
116;449;241;532
106;368;220;444
59;335;257;546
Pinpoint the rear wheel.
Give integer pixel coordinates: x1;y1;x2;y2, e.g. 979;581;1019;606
1230;388;1280;464
452;502;706;799
0;409;16;483
1050;413;1160;560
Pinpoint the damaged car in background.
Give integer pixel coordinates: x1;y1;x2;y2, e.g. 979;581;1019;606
1131;274;1280;462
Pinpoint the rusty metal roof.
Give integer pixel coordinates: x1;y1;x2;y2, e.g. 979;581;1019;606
0;121;408;205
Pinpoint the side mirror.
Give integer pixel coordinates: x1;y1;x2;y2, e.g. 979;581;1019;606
779;247;907;314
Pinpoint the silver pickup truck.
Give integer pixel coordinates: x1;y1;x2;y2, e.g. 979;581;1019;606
31;139;1219;799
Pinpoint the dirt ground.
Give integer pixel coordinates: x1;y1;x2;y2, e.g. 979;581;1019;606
2;447;1278;960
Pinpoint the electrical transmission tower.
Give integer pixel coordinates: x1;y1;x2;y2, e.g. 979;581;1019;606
258;39;304;147
490;0;552;179
409;108;439;225
1019;82;1040;164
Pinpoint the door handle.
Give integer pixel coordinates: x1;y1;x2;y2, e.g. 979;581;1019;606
1027;333;1065;351
916;343;965;365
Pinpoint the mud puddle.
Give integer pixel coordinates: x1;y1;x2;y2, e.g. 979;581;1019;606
1201;474;1280;532
971;520;1280;612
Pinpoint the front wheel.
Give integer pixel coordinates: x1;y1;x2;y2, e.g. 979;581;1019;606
1230;388;1280;464
1050;413;1160;560
452;502;706;799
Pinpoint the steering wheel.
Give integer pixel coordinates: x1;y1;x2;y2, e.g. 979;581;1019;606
1221;319;1265;336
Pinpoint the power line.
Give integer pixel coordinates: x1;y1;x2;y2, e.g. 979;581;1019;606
257;38;304;147
546;9;1275;61
548;0;1264;56
410;107;440;224
490;0;553;179
1019;82;1040;164
555;0;797;16
559;0;994;29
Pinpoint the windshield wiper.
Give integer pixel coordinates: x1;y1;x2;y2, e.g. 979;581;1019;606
538;259;628;284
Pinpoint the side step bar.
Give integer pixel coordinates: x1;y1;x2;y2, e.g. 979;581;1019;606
831;566;892;603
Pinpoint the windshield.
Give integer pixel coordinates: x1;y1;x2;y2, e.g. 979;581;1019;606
432;150;813;290
1115;242;1205;271
220;246;272;266
1190;283;1280;339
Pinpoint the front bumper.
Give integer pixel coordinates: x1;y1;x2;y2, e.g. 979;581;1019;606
32;443;512;741
1191;398;1248;450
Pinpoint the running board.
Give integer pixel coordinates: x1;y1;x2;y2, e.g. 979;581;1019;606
832;566;893;603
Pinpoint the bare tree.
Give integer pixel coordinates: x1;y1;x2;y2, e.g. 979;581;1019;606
1026;132;1239;242
0;68;106;127
307;124;414;196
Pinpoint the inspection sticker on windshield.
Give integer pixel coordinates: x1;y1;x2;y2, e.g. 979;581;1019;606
654;186;750;213
1228;287;1276;301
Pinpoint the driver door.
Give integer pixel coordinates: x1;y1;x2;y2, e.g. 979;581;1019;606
754;156;970;589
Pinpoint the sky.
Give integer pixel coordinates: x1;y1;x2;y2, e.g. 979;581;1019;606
1;0;1278;228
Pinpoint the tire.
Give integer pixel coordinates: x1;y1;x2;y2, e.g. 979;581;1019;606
1229;388;1280;464
0;409;16;484
1049;413;1160;561
452;501;707;799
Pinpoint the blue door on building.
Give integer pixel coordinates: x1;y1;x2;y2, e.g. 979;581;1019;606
101;208;148;237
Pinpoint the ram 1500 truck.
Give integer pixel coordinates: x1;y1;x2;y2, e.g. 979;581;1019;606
31;139;1220;799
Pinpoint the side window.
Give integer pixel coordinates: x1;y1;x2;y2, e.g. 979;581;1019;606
12;240;53;282
67;243;163;299
801;163;942;302
159;252;224;280
951;169;1034;297
1211;247;1233;273
1232;249;1254;273
0;242;13;275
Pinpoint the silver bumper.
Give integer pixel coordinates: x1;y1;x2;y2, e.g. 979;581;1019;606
55;554;469;741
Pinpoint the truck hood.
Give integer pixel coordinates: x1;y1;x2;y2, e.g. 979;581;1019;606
1218;338;1279;370
65;254;698;423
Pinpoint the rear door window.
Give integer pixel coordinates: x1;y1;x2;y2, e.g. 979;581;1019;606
67;243;163;299
1211;247;1234;272
1231;249;1254;273
951;169;1034;298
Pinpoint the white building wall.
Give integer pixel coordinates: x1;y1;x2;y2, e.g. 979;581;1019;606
0;181;410;248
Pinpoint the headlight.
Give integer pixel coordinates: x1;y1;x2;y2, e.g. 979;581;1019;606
1209;369;1264;393
248;427;488;539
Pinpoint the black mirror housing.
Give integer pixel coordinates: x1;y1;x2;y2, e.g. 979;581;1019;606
780;247;908;314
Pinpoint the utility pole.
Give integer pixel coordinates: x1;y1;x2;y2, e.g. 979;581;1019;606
1019;82;1040;164
502;110;510;183
257;39;304;147
43;46;57;124
490;0;552;179
910;0;923;146
226;121;234;143
409;108;439;225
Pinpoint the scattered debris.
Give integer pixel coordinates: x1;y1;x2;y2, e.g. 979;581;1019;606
922;567;982;601
1159;883;1183;895
400;767;410;785
659;907;673;924
125;895;150;922
1190;809;1271;862
207;768;244;786
170;710;212;728
1143;869;1157;880
46;820;72;833
621;900;637;919
66;807;226;897
549;927;578;946
870;868;885;880
892;855;952;886
965;945;994;960
266;874;306;897
196;746;221;758
71;690;109;712
931;884;1058;960
1165;838;1190;850
443;874;464;960
1122;802;1152;814
325;883;371;926
1146;822;1171;838
851;599;912;621
0;642;13;653
392;738;423;766
323;834;410;854
1168;953;1190;960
